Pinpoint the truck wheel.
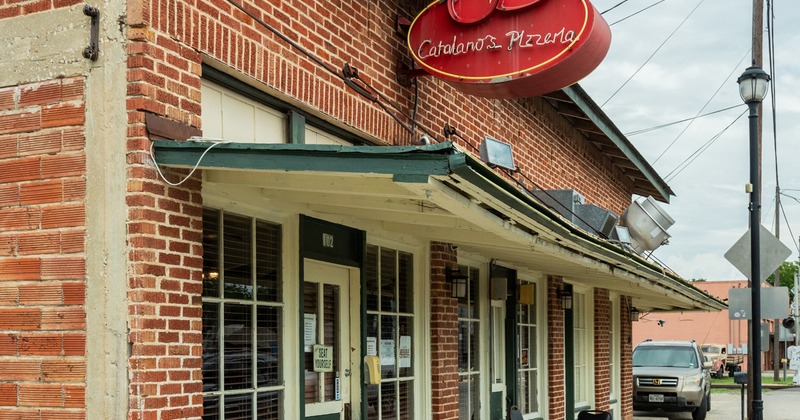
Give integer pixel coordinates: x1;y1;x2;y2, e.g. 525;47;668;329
692;394;708;420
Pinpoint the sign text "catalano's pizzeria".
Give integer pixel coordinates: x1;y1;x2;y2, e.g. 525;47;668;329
416;27;576;59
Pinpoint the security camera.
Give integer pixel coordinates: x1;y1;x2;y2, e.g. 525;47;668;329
657;320;666;327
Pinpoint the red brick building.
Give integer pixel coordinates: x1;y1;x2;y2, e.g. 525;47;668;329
0;1;724;419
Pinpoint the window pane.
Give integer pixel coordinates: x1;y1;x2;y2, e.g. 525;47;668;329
256;391;281;419
398;251;413;313
257;306;281;387
399;379;413;420
323;284;340;402
224;214;253;300
202;302;220;392
381;315;397;379
203;208;220;297
380;248;397;312
224;304;252;390
398;316;413;377
366;383;380;420
224;393;252;419
304;282;319;403
458;320;469;372
203;395;220;419
255;221;281;302
366;245;379;311
381;382;397;419
469;322;479;371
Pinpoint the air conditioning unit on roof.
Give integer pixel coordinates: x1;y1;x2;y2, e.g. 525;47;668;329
574;204;619;238
532;189;619;238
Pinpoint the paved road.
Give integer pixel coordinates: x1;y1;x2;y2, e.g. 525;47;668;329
633;387;800;420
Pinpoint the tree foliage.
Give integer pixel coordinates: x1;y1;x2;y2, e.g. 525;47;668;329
766;261;798;301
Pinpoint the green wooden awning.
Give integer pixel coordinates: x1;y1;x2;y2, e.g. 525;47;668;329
152;140;724;312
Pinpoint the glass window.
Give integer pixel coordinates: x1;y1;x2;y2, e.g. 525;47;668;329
365;245;415;420
517;280;541;416
202;208;284;419
573;291;590;409
458;266;480;420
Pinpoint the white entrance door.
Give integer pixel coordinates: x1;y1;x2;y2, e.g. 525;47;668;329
304;260;359;420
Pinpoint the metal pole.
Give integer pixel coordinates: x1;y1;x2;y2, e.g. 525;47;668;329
748;100;763;420
773;187;781;382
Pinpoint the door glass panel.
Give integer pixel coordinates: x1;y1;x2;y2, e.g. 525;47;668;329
366;245;379;311
323;283;340;402
304;282;320;403
518;281;540;415
381;382;397;418
381;315;397;379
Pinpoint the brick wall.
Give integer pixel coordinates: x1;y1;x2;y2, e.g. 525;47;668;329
125;164;204;418
124;0;632;213
0;0;83;18
593;289;611;411
621;296;634;420
0;77;87;418
429;242;459;420
547;276;565;419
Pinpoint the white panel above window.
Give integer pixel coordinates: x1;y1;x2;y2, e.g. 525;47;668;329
305;125;351;145
201;79;287;144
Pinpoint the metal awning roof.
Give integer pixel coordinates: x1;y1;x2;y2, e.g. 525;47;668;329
152;140;724;312
543;84;674;202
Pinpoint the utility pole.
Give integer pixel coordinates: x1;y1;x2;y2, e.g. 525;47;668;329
748;1;764;419
773;187;780;382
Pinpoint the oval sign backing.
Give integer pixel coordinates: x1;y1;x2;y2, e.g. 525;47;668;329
407;0;611;98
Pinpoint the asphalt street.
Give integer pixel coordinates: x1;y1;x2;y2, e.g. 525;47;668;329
632;386;800;420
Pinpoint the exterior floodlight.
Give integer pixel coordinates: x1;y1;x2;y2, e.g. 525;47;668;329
737;66;770;104
480;136;516;171
611;226;631;245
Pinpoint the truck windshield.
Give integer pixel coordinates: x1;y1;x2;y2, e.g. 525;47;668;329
633;346;698;368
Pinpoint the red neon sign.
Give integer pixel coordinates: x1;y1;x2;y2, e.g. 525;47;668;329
407;0;611;98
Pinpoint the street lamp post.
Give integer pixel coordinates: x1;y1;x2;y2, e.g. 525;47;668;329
737;64;771;420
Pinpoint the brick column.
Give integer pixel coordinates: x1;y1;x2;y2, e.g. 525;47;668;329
593;288;611;411
548;276;565;419
621;295;634;420
429;242;459;420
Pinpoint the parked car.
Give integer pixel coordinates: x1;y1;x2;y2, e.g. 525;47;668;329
632;339;712;420
700;343;743;378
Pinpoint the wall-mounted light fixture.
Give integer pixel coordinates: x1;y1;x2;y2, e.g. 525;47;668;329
556;286;573;310
630;307;640;322
446;268;469;299
479;136;516;171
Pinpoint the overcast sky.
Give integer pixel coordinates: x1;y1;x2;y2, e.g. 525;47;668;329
579;0;800;281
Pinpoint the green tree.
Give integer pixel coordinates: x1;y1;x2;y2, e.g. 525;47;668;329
766;261;798;302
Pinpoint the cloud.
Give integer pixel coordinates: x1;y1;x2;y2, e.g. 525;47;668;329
582;0;800;279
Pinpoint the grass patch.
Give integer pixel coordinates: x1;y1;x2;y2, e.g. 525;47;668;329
712;375;794;386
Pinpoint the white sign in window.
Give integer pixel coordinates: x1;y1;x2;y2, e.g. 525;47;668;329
313;344;334;372
304;313;317;352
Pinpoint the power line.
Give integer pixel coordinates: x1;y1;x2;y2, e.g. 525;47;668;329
663;109;747;182
653;48;751;164
601;0;632;15
602;0;707;107
608;1;667;26
625;104;742;136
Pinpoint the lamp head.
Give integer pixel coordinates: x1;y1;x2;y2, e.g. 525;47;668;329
737;66;770;104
